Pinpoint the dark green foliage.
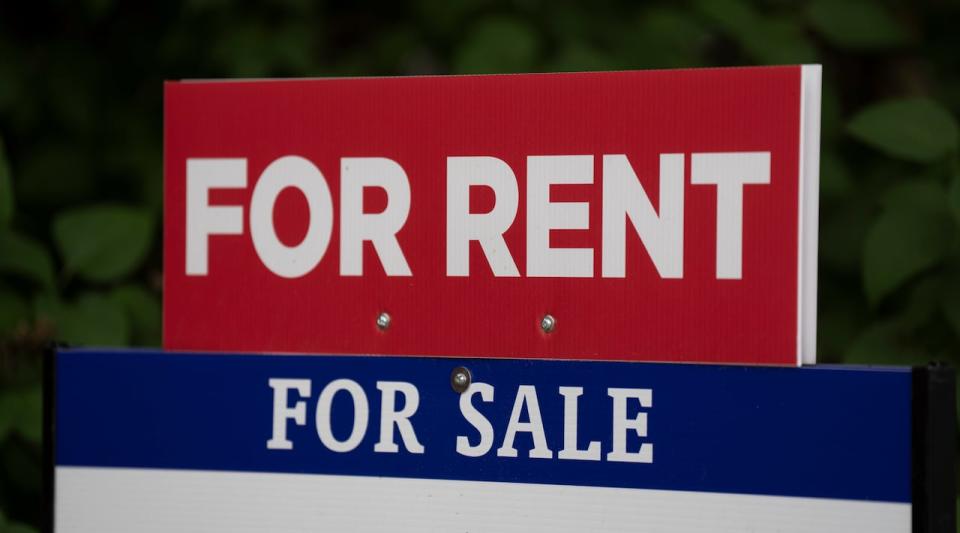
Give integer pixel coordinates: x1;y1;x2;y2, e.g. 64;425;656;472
863;182;956;305
0;140;13;229
806;0;909;50
848;99;959;163
456;16;541;74
52;205;155;283
0;232;55;292
1;0;959;529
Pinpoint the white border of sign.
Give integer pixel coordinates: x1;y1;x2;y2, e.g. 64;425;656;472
799;64;822;366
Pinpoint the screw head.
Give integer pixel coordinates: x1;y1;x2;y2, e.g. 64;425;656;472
540;314;556;333
376;312;391;330
450;366;471;393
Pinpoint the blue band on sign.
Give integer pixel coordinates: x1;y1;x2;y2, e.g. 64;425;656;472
55;349;911;503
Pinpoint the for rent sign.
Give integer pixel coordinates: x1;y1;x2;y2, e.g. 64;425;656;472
163;66;821;364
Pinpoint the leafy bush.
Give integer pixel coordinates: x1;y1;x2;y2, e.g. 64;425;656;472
1;0;959;529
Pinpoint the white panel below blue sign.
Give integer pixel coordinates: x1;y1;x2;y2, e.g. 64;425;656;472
57;467;909;533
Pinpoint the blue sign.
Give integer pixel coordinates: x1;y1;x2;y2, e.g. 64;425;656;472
53;349;915;532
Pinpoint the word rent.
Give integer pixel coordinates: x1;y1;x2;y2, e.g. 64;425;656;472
187;152;770;280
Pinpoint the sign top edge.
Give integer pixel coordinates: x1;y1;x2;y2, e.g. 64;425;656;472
169;64;822;84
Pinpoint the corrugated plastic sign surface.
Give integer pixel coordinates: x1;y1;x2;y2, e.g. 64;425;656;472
163;66;821;365
55;349;908;532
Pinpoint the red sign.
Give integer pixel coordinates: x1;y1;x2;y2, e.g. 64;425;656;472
164;66;821;365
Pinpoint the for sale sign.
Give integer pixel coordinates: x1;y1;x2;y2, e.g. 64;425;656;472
163;66;821;365
54;349;917;532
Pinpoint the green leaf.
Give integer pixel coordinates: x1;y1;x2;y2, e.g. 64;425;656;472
848;99;959;163
32;292;60;325
948;175;960;226
807;0;907;50
623;7;707;69
880;180;950;215
941;278;960;341
82;0;115;19
110;285;160;346
820;82;843;143
694;0;815;64
48;292;130;346
0;42;24;114
413;0;491;34
738;17;817;65
0;283;29;335
0;387;41;444
210;20;317;77
0;511;39;533
3;522;38;533
454;17;540;74
52;204;154;283
819;152;852;199
820;199;873;274
0;137;13;228
843;323;928;366
0;231;57;290
551;44;618;72
1;437;42;493
896;276;942;332
16;142;96;210
816;287;867;361
862;207;953;305
694;0;756;34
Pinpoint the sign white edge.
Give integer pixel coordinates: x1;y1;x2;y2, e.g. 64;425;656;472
799;64;822;366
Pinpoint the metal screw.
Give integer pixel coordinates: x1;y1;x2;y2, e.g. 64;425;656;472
376;312;391;330
540;314;556;333
450;366;471;393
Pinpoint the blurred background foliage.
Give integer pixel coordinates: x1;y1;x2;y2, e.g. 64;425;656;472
1;0;959;530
